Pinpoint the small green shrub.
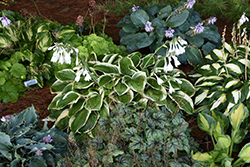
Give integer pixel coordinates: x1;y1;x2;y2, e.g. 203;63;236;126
0;106;68;166
61;104;199;167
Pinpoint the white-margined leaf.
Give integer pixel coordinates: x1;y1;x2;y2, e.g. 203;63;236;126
213;49;226;60
115;81;129;96
210;93;226;111
85;91;104;111
123;71;147;93
50;80;70;94
119;57;134;75
195;89;209;105
70;109;91;133
93;62;119;73
57;91;80;109
171;91;194;114
55;69;76;81
98;75;112;87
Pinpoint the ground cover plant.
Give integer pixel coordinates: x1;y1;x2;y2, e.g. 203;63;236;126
116;0;221;66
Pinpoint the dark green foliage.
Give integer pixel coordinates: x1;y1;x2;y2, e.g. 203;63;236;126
62;104;199;166
0;106;69;166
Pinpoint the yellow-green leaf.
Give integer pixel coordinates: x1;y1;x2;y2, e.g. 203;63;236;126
229;103;249;130
239;143;250;163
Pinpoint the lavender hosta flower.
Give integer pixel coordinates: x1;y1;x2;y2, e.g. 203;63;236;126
145;21;154;32
208;17;217;25
1;115;13;122
132;4;139;12
165;27;175;38
194;22;204;34
0;16;11;27
36;150;43;156
186;0;195;9
43;135;53;144
239;12;249;26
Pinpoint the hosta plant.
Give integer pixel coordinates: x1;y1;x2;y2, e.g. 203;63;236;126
116;0;221;65
48;37;195;138
192;103;250;166
60;104;199;167
0;106;68;166
189;15;250;115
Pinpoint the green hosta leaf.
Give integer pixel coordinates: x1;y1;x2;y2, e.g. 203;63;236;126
238;143;250;163
225;63;242;74
171;91;194;114
130;9;149;27
210;93;226;111
78;112;99;133
37;32;52;52
119;57;134;75
140;53;155;69
70;109;91;133
93;62;119;74
0;34;12;48
192;152;212;162
29;156;47;167
115;81;129;96
217;135;231;149
229;103;249;130
98;75;112;87
56;69;76;81
50;80;69;93
198;113;216;135
122;23;139;33
124;71;147;93
144;86;166;102
179;78;195;97
195;89;209;105
57;91;80;109
166;10;189;27
211;110;229;131
85;92;104;111
10;63;27;78
157;5;172;19
68;98;85;117
0;132;12;161
186;46;203;66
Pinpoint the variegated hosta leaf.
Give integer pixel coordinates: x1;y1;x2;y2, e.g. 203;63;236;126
229;103;249;130
239;58;250;68
85;91;104;111
211;110;229;131
223;42;234;55
50;80;70;94
217;135;231;149
55;109;69;126
55;69;76;81
70;108;91;133
119;57;135;75
128;52;142;67
78;112;100;133
140;53;155;69
6;24;18;42
75;81;94;89
115;81;129;96
98;74;112;87
210;93;226;111
57;91;81;109
225;63;242;74
224;79;240;89
99;102;109;118
213;49;227;61
178;78;195;97
111;90;134;104
102;53;120;63
224;102;235;116
171;91;194;114
197;113;216;135
144;86;167;102
238;143;250;163
192;152;212;162
147;78;162;90
123;71;147;93
231;89;241;103
68;98;85;117
0;34;12;48
195;76;223;86
195;89;209;105
93;62;119;73
37;32;52;52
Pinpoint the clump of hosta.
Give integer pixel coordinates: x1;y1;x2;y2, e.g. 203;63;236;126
48;36;195;138
0;106;68;166
60;104;199;167
189;12;250;115
117;0;222;65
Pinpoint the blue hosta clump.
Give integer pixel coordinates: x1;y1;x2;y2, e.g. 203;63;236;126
116;0;222;65
60;104;199;166
48;38;195;138
0;106;69;166
189;13;250;115
193;103;250;166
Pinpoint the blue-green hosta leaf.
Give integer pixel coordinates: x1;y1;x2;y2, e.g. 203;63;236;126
166;10;189;28
186;46;203;66
50;80;69;93
171;91;194;114
198;113;216;135
124;71;147;93
140;53;155;69
55;69;76;81
130;9;149;27
115;81;129;96
85;92;104;111
119;57;134;75
0;132;12;161
225;63;242;74
93;62;119;74
70;109;91;133
122;23;139;33
229;103;249;130
210;93;226;111
57;91;80;109
10;63;27;78
239;143;250;163
195;89;209;105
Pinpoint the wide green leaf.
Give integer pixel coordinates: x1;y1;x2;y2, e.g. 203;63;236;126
57;91;80;109
50;80;69;93
140;53;155;69
186;46;203;66
119;57;134;75
98;75;112;87
197;113;216;135
93;62;119;74
85;92;104;111
130;9;149;27
70;109;91;133
171;91;194;114
55;69;76;81
238;143;250;163
124;71;147;93
166;10;189;27
115;81;129;96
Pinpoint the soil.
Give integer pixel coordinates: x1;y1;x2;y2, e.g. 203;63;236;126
0;0;236;154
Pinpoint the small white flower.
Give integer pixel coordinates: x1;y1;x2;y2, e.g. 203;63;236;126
168;81;175;94
154;74;164;85
168;37;187;56
42;118;50;122
73;65;91;82
0;16;11;27
239;12;249;26
172;56;181;67
84;73;92;81
164;57;174;72
174;78;182;84
241;27;247;37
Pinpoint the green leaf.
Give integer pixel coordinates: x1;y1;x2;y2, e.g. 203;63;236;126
124;71;147;93
56;69;76;81
171;91;194;114
112;90;134;103
29;156;47;167
98;75;112;87
239;143;250;163
166;10;189;27
37;32;52;52
197;113;216;135
129;135;146;152
186;46;203;66
140;53;155;69
195;89;209;105
225;63;242;74
119;57;134;75
68;98;85;117
130;9;149;27
85;92;104;111
122;23;139;33
179;78;195;97
93;62;119;74
115;81;129;96
144;86;166;102
0;132;12;161
211;110;229;131
217;135;231;149
50;80;69;93
78;112;99;133
210;93;227;111
10;63;27;78
229;103;249;130
192;152;212;162
71;109;91;133
0;34;12;48
57;91;80;109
